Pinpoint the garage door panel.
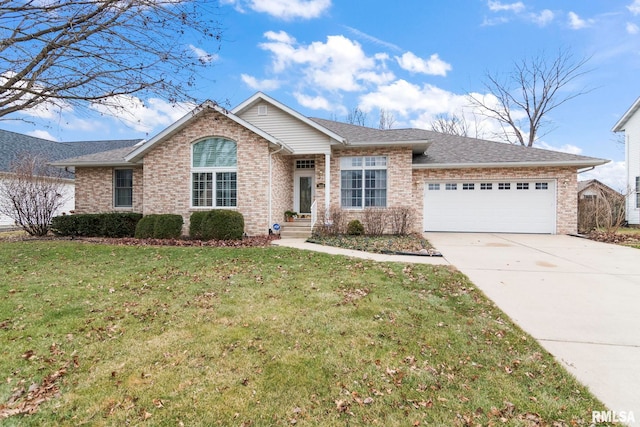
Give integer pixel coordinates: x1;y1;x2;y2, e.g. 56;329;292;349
424;180;556;233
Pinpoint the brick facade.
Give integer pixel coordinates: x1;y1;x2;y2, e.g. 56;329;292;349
75;166;143;214
411;166;578;234
73;115;579;236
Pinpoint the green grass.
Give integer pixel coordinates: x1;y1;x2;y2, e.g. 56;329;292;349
0;241;609;426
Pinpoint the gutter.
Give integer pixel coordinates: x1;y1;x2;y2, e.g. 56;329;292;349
412;159;609;169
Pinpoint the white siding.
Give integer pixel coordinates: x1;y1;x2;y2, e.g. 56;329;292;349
0;180;75;228
625;112;640;224
238;101;335;154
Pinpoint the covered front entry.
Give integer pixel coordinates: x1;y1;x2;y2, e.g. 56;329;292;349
423;179;557;233
294;171;314;215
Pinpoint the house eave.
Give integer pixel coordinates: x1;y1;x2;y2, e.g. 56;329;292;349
411;159;609;170
50;160;135;168
346;140;431;154
612;96;640;132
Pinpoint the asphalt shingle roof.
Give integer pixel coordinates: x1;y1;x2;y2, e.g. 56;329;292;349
312;118;606;167
0;128;141;173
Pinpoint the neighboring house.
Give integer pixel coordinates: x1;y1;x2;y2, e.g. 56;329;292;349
578;179;624;201
577;179;626;233
612;97;640;226
53;92;607;236
0;129;140;228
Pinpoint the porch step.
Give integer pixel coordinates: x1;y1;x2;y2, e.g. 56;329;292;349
280;219;312;239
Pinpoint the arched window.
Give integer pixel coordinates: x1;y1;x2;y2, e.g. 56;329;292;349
191;138;237;207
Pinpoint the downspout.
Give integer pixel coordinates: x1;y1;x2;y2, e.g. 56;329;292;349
268;144;285;234
577;166;595;174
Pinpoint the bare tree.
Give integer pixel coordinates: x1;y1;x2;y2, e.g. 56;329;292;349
378;109;396;130
346;107;367;126
0;0;222;119
430;113;471;137
469;49;591;147
0;153;70;236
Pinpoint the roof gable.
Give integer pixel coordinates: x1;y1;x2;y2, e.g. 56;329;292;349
233;92;346;145
612;97;640;132
125;101;292;163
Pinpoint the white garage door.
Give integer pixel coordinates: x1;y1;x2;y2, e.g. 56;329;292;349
424;180;556;233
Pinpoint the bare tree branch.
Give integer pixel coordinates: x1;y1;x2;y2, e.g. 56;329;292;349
468;48;591;147
430;113;471;137
0;153;70;236
378;109;395;130
0;0;222;119
345;107;367;126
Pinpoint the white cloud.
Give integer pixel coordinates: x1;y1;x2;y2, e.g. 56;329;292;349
258;32;393;92
536;141;583;155
27;130;58;141
90;95;194;133
358;80;469;117
568;11;594;29
580;161;627;193
628;0;640;15
189;45;218;64
223;0;331;20
627;22;640;34
488;0;525;13
264;30;296;44
293;92;333;111
241;74;281;91
530;9;554;26
395;52;452;76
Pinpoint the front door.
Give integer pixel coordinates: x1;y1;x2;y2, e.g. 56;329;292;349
294;172;314;214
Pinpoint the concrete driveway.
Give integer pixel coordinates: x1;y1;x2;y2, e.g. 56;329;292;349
424;233;640;425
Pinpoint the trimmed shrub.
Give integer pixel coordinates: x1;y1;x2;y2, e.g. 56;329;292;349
51;213;142;237
51;215;78;236
347;219;364;236
189;211;209;240
197;210;244;240
135;214;183;239
101;213;143;238
134;215;157;239
154;214;183;239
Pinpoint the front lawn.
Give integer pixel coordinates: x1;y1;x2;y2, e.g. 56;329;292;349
0;241;608;426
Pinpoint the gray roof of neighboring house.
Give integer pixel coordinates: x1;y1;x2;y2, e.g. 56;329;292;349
0;128;141;173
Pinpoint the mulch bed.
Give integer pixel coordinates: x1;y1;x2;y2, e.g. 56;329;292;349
586;230;640;245
0;234;280;247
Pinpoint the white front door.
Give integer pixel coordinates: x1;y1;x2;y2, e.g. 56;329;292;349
294;171;314;214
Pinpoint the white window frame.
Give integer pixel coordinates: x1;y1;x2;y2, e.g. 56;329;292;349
113;168;133;208
190;138;238;209
340;156;387;209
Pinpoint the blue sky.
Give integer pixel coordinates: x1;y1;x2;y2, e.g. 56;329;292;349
4;0;640;190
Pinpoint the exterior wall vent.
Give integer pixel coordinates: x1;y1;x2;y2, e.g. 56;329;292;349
257;105;268;116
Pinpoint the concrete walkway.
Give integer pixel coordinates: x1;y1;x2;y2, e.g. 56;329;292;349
274;234;640;424
271;238;449;265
